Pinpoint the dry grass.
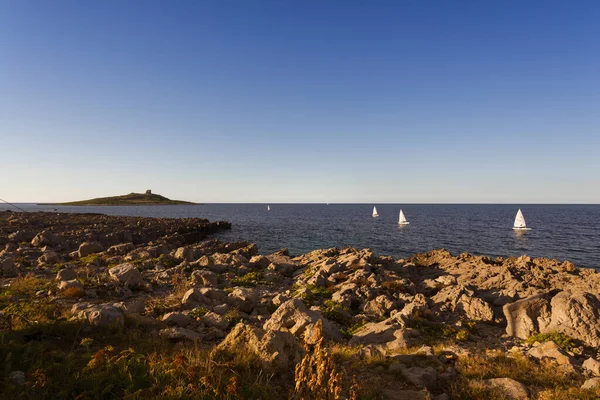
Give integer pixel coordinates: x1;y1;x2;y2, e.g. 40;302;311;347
450;350;598;399
292;320;356;400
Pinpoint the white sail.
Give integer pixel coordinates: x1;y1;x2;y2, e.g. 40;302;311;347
267;205;270;211
372;206;379;217
398;209;409;225
513;209;528;229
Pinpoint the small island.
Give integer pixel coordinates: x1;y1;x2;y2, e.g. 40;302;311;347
52;190;197;206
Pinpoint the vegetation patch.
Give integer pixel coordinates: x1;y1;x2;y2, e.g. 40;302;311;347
525;331;579;353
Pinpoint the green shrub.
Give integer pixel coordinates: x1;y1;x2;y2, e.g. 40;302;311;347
525;332;578;353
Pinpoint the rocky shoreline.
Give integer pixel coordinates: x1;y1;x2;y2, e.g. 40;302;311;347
1;211;600;399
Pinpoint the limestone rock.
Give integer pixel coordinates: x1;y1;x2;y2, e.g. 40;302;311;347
191;269;218;287
348;317;402;346
583;357;600;377
202;311;229;330
71;303;124;327
581;377;600;390
262;299;341;343
528;341;574;365
0;258;17;277
181;288;210;307
214;323;303;369
106;243;135;256
159;327;201;341
31;231;63;247
456;295;494;321
546;291;600;348
503;294;551;339
162;312;192;327
56;268;77;281
109;263;143;287
78;241;104;258
481;378;529;399
58;279;84;292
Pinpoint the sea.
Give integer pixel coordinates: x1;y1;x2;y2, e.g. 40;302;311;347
2;203;599;270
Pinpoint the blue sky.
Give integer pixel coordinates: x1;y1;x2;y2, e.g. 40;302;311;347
1;0;599;203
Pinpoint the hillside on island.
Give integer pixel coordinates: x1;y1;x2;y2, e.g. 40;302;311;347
56;190;196;205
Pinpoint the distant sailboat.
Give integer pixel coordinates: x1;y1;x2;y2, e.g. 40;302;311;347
513;209;531;231
372;206;379;218
398;209;409;225
267;205;270;211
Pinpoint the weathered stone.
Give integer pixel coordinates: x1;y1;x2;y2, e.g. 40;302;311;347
456;295;494;322
263;299;341;343
78;241;104;258
581;377;600;390
181;288;210;307
58;279;84;292
0;258;17;277
162;312;192;327
8;371;25;387
214;323;303;369
159;327;201;341
71;302;124;327
106;242;135;255
228;287;258;313
583;357;600;377
109;263;143;286
503;294;551;339
481;378;529;399
546;291;600;348
191;269;218;287
31;231;63;247
56;268;77;281
202;312;229;330
528;341;574;365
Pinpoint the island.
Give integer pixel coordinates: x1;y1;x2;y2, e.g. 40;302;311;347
50;190;197;205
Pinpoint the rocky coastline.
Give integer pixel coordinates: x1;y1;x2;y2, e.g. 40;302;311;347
1;211;599;399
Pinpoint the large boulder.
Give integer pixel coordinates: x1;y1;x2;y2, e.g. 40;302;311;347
214;323;303;369
481;378;528;399
31;231;63;247
0;258;17;277
504;291;600;347
349;317;402;346
162;312;192;327
56;268;77;281
159;327;201;341
71;303;124;327
78;241;104;258
545;291;600;348
191;269;218;287
108;263;143;287
263;299;341;343
456;295;494;322
503;294;551;339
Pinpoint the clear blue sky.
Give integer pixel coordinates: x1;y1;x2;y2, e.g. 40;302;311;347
1;0;599;203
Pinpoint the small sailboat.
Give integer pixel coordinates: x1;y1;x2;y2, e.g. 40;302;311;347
372;206;379;218
267;205;270;211
398;209;409;225
512;209;531;231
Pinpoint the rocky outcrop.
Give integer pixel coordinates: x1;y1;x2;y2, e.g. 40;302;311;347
109;263;143;287
71;302;124;327
78;241;104;258
504;291;600;347
263;299;341;343
214;323;303;369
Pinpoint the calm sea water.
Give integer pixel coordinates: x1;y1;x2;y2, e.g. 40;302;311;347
2;203;599;270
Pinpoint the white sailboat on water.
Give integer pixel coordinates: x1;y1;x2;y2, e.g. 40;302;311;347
267;205;270;211
398;209;409;225
372;206;379;218
512;209;531;231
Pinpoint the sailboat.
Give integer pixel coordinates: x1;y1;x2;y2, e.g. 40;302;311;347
512;209;531;231
267;205;270;211
372;206;379;218
398;209;409;225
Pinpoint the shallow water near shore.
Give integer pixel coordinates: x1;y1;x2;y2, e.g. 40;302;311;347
3;203;600;269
